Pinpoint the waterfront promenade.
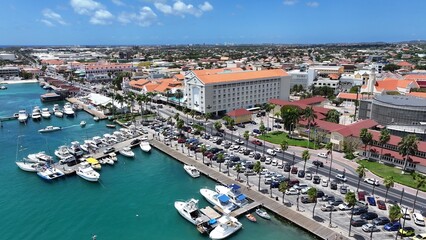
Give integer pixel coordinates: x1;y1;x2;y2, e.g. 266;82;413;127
150;138;348;240
66;97;107;120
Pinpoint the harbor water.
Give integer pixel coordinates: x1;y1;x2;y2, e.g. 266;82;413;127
0;83;316;240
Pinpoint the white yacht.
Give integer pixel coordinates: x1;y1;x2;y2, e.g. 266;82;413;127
108;153;118;162
214;184;248;208
139;141;151;152
63;103;75;117
209;215;242;240
84;140;98;150
68;141;84;157
41;108;51;118
31;106;42;120
17;110;28;123
92;136;103;146
183;165;200;178
199;188;238;214
174;198;210;225
113;131;126;140
16;161;43;172
52;104;60;112
37;165;65;180
80;143;89;152
38;126;61;133
54;145;76;162
119;147;134;157
103;157;115;165
27;152;54;163
76;162;100;182
55;111;64;118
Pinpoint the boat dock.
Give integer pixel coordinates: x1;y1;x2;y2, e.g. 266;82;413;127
66;97;107;120
150;139;348;240
0;116;17;121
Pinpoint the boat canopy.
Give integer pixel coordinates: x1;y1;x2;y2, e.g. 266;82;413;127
236;194;246;201
209;219;217;225
218;194;230;203
229;184;241;190
86;158;99;164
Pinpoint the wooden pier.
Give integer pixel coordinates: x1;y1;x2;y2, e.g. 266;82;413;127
66;97;107;120
150;139;349;240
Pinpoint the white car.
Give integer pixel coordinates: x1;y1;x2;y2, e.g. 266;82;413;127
335;174;347;182
272;159;278;166
266;149;276;156
413;213;425;226
361;223;380;232
265;157;272;164
338;203;352;211
321;179;328;187
300;186;311;194
285;188;299;195
273;147;282;153
364;178;380;186
317;152;328;158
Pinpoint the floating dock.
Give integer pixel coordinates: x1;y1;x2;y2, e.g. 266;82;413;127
66;97;107;120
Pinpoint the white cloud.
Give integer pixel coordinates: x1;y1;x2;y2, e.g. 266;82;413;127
111;0;125;6
118;7;158;27
42;9;67;25
283;0;297;5
70;0;103;15
154;0;213;17
41;19;54;27
90;9;114;25
306;1;319;7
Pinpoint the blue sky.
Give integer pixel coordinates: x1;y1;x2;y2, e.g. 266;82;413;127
1;0;425;45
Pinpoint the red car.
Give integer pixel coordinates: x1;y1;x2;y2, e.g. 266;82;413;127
357;191;366;202
251;140;263;146
291;167;298;174
377;200;387;210
177;138;186;143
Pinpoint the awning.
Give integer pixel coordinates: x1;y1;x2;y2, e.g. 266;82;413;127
218;194;230;203
86;158;99;164
229;184;241;190
209;219;217;225
236;194;246;201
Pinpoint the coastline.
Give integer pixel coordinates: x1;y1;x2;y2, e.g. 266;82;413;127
0;79;38;84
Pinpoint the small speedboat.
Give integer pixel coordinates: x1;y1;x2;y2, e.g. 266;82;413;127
104;157;115;165
16;161;43;172
76;162;100;182
37;165;65;180
255;208;271;220
93;116;100;122
209;215;242;240
106;124;116;128
119;147;134;157
0;85;7;90
18;110;28;123
54;111;63;118
80;121;86;127
139;141;151;152
86;157;102;170
109;153;118;162
63;103;75;117
184;165;200;178
41;108;51;118
39;126;62;133
245;213;257;222
31;106;42;121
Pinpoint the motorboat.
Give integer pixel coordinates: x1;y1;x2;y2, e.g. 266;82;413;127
38;126;62;133
199;188;238;214
52;104;60;112
59;154;77;164
84;140;98;150
209;215;242;240
119;147;134;157
255;208;271;220
80;121;86;127
0;85;7;90
183;165;200;178
86;158;102;170
113;131;126;140
68;141;84;157
16;161;43;172
92;136;103;146
63;103;75;117
54;145;75;161
103;134;118;144
41;108;51;118
174;198;210;225
139;141;151;153
245;213;257;222
106;124;116;129
17;110;28;123
27;152;54;163
215;184;248;208
76;162;100;182
93;116;100;121
108;153;118;162
103;157;115;165
54;111;64;118
80;143;89;152
31;106;42;120
37;165;65;180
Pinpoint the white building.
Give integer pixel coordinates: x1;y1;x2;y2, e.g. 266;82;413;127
0;53;16;61
288;69;317;88
184;68;290;115
0;67;19;78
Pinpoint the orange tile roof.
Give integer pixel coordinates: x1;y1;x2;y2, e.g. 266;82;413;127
41;59;64;65
192;68;243;77
174;74;184;80
153;78;182;93
362;79;419;92
227;108;251;117
404;74;426;81
337;92;358;100
407;92;426;98
195;69;288;85
397;61;413;66
144;83;158;92
129;79;149;89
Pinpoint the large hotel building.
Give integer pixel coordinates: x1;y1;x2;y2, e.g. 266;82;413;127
184;68;290;115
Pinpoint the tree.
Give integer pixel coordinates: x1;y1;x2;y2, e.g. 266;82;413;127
412;173;426;211
173;113;180;122
217;152;224;172
176;119;184;135
264;103;275;129
360;128;373;159
235;163;242;181
200;145;207;164
303;106;317;148
302;150;310;172
379;129;391;162
398;134;419;173
326;142;333;183
325;109;340;123
253;161;263;191
383;176;394;203
279;181;289;205
280;140;289;169
259;120;267;155
346;191;357;237
279;105;301;134
243;130;250;149
307;187;318;218
214;121;222;134
383;63;401;72
389;204;402;223
356;165;366;192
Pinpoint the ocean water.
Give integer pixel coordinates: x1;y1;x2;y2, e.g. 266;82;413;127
0;83;316;240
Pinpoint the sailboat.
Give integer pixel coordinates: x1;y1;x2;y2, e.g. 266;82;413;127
15;135;43;172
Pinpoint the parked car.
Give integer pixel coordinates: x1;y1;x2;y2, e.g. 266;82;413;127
285;188;299;195
305;171;313;180
284;163;291;172
340;185;348;194
301;196;315;203
352;207;368;215
377;200;386;210
252;129;261;134
317;152;328;158
335;174;347;182
351;218;368;227
384;221;401;231
330;180;338;190
321;204;337;212
413;212;426;226
312;160;324;167
357;191;366;201
372;216;390;226
364;178;380;186
266;149;276;156
251;140;262;146
398;227;415;237
321;179;328;187
291;167;298;174
401;208;411;220
367;196;376;206
313;175;321;184
329;198;344;206
338;203;352;211
362;223;380;232
298;170;305;178
360;212;379;220
412;233;426;240
237;123;245;128
316;190;325;198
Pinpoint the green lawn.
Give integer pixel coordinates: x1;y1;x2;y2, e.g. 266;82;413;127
357;160;426;192
257;131;322;150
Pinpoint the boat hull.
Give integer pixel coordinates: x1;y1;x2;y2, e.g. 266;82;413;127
16;162;38;172
174;201;198;225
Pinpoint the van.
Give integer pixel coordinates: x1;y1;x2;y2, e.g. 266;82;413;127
266;149;276;156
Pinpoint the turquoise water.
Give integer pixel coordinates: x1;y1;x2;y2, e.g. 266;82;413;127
0;83;316;240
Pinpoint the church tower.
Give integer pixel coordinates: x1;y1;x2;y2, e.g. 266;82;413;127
366;68;376;94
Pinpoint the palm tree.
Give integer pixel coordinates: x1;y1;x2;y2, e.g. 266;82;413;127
173;113;180;122
379;129;391;162
412;173;426;211
307;187;318;218
235;163;242;181
325;109;340;123
302;150;310;172
135;94;145;115
183;108;190;123
253;161;262;191
228;119;235;141
326;142;333;183
264;103;275;129
200;145;207;164
346;191;357;237
204;112;212;134
303;106;317;148
356;165;366;192
176;119;184;135
388;204;403;240
259;121;266;155
189;110;196;120
398;134;419;173
280;140;289;169
383;176;395;203
279;181;289;205
243;131;250;149
214;121;222;134
360;128;373;159
217;152;224;172
164;88;171;103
